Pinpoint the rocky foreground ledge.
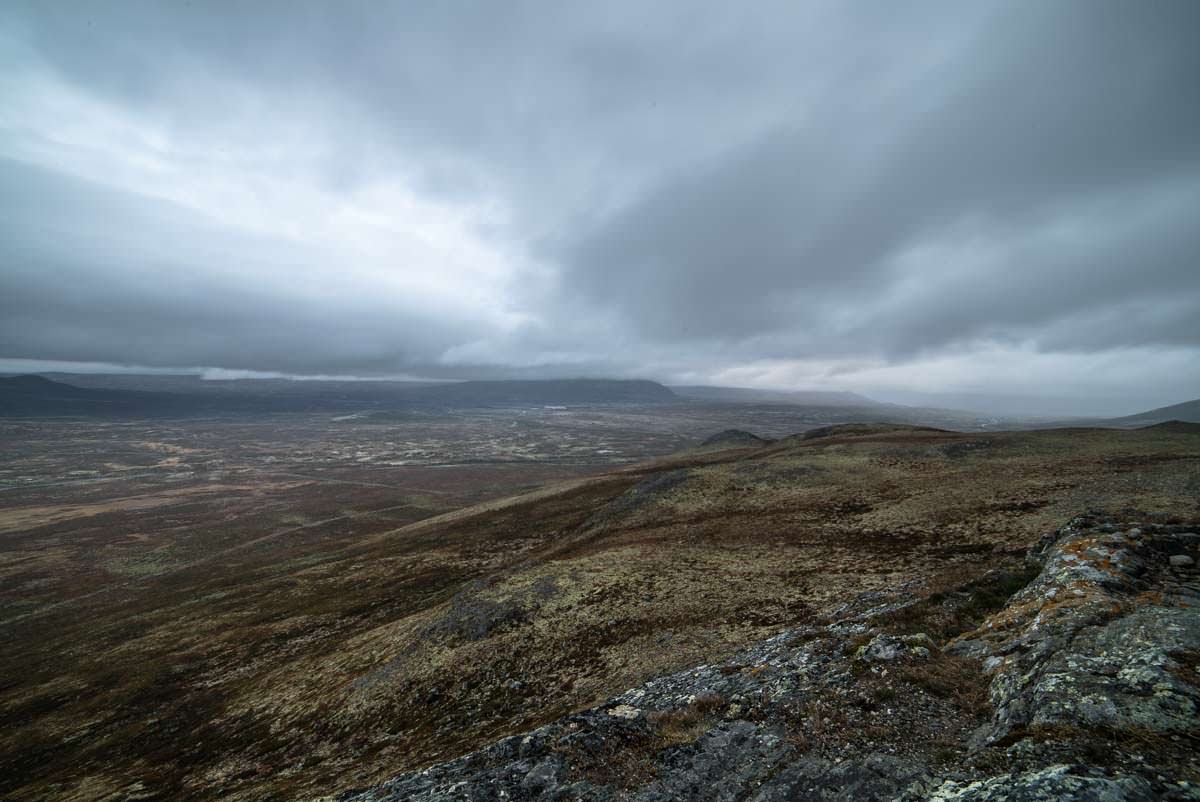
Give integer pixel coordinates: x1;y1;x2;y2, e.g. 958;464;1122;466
331;513;1199;802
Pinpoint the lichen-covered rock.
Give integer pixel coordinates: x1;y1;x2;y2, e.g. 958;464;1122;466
925;764;1159;801
857;633;936;662
747;753;929;801
947;513;1200;746
632;722;792;802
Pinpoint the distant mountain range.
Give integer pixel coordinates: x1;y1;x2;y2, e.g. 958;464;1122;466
35;372;446;397
3;373;1196;426
0;375;677;417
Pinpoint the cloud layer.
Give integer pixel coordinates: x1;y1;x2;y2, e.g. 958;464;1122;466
1;1;1198;411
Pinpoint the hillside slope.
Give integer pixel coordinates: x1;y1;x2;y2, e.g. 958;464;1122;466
2;425;1199;800
1105;397;1200;427
341;511;1199;801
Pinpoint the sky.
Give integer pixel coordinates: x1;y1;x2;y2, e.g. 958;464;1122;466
1;1;1198;415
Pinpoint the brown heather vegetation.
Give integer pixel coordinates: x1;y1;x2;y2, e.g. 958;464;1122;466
1;417;1198;800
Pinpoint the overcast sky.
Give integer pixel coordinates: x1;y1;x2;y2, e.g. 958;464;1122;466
1;1;1198;414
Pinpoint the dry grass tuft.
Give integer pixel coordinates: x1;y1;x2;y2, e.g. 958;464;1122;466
691;692;726;715
647;693;726;744
897;652;990;710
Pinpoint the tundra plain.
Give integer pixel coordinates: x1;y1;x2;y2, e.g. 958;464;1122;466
1;410;1198;801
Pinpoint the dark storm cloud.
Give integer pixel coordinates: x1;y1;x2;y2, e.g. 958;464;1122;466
0;0;1198;402
562;1;1200;351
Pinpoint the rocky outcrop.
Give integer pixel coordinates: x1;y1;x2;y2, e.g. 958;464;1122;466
333;513;1199;802
948;513;1200;751
799;423;949;441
